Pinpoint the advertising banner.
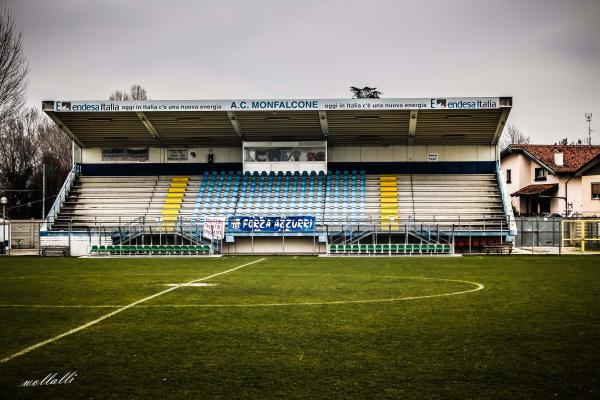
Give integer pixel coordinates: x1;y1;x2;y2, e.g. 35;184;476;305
43;97;507;113
203;216;226;240
227;216;316;233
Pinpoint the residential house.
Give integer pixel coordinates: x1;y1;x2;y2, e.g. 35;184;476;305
500;145;600;216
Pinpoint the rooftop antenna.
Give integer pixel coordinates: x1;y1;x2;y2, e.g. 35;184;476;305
585;113;593;145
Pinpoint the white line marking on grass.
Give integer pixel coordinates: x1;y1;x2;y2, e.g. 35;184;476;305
136;276;484;308
0;275;483;310
0;273;205;280
0;304;124;308
163;282;217;287
0;258;266;364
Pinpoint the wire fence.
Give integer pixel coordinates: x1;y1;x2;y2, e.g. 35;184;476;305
513;217;562;247
2;217;512;256
4;216;586;256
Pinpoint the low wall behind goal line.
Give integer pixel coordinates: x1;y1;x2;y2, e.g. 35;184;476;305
40;231;100;256
40;232;326;256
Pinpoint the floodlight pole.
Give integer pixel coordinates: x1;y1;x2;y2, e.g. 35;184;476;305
2;204;4;221
1;205;4;254
42;164;46;219
1;196;7;254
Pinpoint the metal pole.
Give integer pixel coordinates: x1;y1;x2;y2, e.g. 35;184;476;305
42;164;46;219
374;222;378;250
38;222;41;256
553;218;556;247
580;219;585;254
531;219;534;254
469;223;472;254
559;218;562;255
68;220;72;256
1;204;4;254
388;221;391;256
325;224;329;255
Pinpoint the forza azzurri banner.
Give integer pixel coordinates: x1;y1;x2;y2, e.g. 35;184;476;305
43;97;509;113
227;216;316;232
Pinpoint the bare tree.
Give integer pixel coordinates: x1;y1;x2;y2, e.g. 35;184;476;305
0;108;39;183
0;106;72;218
30;115;72;217
0;108;40;218
109;84;148;100
0;7;29;125
349;86;383;99
129;84;147;100
109;90;130;101
500;124;531;149
36;117;72;173
0;7;71;218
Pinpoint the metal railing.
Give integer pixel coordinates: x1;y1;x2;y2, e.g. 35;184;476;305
44;163;81;230
88;222;221;255
496;161;518;235
30;215;528;256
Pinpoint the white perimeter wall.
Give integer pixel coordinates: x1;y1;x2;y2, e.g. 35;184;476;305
40;234;327;256
40;233;102;256
223;237;326;254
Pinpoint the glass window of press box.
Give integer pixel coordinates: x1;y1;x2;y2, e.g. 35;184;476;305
102;148;149;162
244;145;326;163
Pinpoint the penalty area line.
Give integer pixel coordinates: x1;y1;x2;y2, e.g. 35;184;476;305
0;257;267;364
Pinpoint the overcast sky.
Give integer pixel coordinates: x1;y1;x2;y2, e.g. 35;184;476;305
6;0;600;144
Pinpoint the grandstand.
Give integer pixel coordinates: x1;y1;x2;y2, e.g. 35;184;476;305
41;97;515;255
398;174;505;229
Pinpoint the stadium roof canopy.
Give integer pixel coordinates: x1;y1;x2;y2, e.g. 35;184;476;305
42;97;512;148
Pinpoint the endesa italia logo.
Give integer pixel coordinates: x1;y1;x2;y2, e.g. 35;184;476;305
55;102;120;112
430;98;497;109
55;101;72;111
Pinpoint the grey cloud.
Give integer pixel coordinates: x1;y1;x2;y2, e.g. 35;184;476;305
6;0;600;144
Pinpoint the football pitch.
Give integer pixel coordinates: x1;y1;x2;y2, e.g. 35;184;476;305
0;255;598;399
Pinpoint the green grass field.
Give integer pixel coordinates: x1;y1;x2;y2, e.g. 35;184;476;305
0;255;599;399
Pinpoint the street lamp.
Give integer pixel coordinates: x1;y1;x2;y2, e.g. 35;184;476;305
0;196;6;254
1;196;6;221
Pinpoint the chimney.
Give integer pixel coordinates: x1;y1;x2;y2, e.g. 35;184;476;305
554;149;564;166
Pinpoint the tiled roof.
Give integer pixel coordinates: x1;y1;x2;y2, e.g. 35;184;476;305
505;144;600;173
511;183;558;196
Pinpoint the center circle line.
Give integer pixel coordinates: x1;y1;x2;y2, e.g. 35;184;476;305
138;276;485;308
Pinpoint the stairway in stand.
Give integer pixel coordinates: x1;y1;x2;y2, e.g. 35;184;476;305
161;176;188;231
379;175;399;230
